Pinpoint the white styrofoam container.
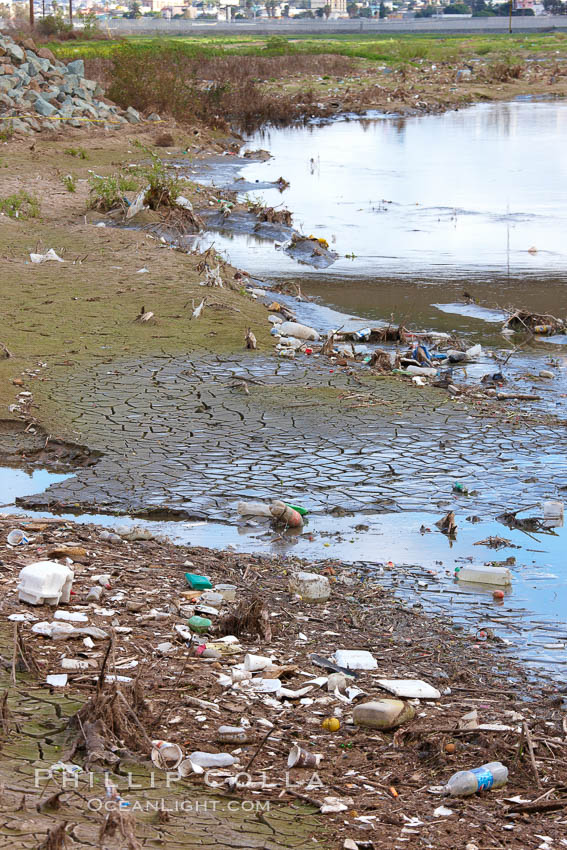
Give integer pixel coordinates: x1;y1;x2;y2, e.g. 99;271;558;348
17;561;74;606
378;679;441;700
333;650;377;671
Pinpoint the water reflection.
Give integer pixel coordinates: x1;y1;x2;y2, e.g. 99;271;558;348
236;102;567;279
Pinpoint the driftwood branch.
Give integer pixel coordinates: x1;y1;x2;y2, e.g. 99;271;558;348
523;722;542;790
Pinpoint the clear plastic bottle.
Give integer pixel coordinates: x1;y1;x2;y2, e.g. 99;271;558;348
445;762;508;796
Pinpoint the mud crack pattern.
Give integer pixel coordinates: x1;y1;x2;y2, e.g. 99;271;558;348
18;355;567;521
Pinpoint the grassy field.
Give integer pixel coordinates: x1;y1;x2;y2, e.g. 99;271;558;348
47;30;567;65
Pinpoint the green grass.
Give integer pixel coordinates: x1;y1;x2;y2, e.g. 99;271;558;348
63;145;89;159
0;192;40;220
47;31;567;66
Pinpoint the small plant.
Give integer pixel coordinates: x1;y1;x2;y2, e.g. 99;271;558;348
132;142;182;209
62;174;76;193
0;121;14;142
484;56;525;82
64;146;89;160
88;172;139;211
0;191;40;219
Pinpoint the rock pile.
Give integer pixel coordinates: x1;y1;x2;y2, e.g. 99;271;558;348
0;32;155;134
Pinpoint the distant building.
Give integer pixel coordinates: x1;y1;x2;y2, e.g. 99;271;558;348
514;0;544;10
310;0;348;15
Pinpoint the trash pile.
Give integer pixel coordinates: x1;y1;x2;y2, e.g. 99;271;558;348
503;309;565;337
2;513;567;847
0;33;152;134
255;292;485;390
243;289;565;415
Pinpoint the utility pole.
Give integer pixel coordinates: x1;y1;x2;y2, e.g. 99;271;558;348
29;0;34;27
509;0;513;33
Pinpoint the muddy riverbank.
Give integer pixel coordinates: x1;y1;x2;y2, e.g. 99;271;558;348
2;512;567;849
1;88;567;848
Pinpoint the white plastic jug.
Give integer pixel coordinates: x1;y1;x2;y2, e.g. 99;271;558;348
17;561;74;606
278;321;320;341
456;565;511;586
288;571;330;602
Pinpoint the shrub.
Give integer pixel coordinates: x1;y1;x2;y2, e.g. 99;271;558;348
88;172;139;211
37;10;73;37
96;45;355;131
132;144;182;209
483;56;524;81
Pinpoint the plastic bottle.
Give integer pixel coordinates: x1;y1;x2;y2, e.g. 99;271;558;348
216;725;251;744
444;762;508;796
277;321;320;341
270;501;303;528
455;565;512;586
237;501;272;518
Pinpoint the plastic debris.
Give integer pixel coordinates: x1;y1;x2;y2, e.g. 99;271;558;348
377;679;441;700
17;561;74;607
30;249;64;264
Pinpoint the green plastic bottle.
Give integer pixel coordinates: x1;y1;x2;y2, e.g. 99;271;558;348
188;615;212;634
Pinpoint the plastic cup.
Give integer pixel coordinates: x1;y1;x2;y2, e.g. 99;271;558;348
287;744;323;768
151;741;183;770
7;529;29;546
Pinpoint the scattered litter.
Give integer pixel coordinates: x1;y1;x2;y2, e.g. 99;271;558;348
53;611;88;623
288;571;330;602
433;806;454;817
151;740;183;770
7;529;29;546
287;744;323;768
30;249;64;264
444;761;508;796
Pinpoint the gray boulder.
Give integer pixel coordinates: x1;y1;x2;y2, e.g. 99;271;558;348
125;106;141;123
66;59;85;77
9;118;33;134
34;96;57;117
5;42;24;63
0;76;17;92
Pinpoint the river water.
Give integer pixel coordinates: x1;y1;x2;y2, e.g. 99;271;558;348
3;101;567;680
